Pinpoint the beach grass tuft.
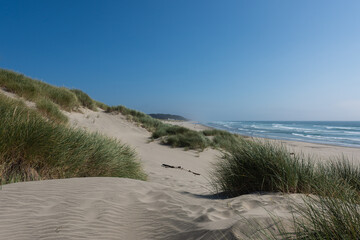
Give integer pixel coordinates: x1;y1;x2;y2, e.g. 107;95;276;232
212;139;360;196
256;179;360;240
211;139;360;239
289;184;360;240
162;131;210;150
36;98;69;124
70;89;97;110
95;100;109;110
211;139;317;196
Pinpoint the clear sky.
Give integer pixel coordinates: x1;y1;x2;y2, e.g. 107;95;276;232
1;0;360;121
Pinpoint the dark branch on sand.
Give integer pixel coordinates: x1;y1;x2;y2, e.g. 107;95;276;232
161;164;201;176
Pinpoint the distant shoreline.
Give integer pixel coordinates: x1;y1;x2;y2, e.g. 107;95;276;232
162;120;360;163
202;121;360;149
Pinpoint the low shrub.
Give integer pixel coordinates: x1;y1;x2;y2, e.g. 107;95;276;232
162;131;210;150
152;125;190;138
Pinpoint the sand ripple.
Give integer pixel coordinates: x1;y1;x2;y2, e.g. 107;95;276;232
0;178;302;240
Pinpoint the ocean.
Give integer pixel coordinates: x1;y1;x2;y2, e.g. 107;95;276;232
204;121;360;148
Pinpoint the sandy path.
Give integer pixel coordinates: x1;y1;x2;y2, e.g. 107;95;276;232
68;109;219;194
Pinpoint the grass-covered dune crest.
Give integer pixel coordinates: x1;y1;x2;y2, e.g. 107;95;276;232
0;69;79;111
0;69;113;124
0;69;109;112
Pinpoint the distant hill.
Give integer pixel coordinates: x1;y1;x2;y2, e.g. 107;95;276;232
149;113;188;121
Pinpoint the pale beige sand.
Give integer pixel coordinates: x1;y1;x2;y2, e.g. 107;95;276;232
273;139;360;164
1;101;360;239
0;177;302;240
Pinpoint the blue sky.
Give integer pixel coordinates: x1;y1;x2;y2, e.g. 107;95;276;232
1;0;360;121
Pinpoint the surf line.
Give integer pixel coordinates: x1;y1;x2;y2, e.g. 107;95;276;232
161;164;201;176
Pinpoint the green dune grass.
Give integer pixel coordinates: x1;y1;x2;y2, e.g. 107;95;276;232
211;139;360;239
0;93;146;184
290;186;360;239
0;69;79;111
35;98;69;124
70;89;97;110
211;139;360;196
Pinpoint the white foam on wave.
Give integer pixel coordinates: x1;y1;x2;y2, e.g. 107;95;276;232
347;131;360;135
325;126;360;131
272;124;314;132
208;121;360;147
292;133;360;142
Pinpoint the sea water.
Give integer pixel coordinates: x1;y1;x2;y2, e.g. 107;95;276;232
204;121;360;148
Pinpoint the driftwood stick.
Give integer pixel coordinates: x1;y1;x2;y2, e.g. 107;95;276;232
161;164;201;176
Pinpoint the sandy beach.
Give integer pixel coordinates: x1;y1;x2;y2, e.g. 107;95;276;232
164;119;360;164
1;108;359;239
2;1;360;239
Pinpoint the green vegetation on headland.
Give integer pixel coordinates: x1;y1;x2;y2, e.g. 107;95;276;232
1;68;359;239
149;113;188;121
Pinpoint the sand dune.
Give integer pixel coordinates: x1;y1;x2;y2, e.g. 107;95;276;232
0;177;302;240
1;107;359;239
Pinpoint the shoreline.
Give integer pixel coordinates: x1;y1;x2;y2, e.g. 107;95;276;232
204;122;360;149
165;120;360;163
